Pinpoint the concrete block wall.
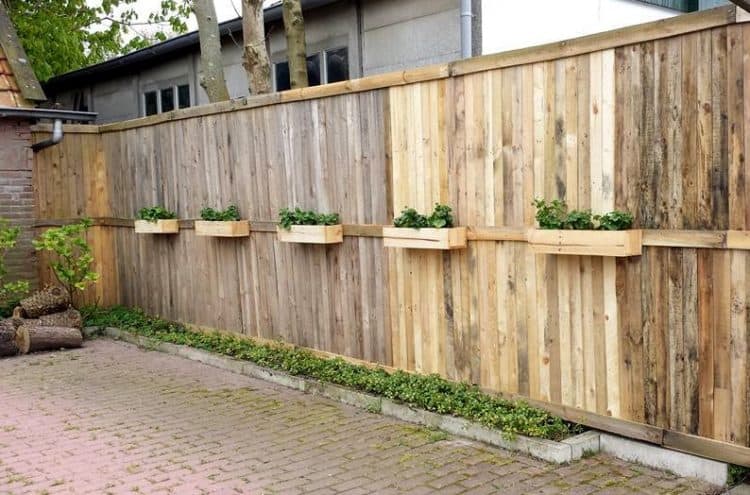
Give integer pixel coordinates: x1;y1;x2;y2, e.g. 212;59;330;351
0;119;36;293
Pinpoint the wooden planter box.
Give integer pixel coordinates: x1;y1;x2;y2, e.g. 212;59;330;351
528;229;642;257
195;220;250;237
134;219;179;234
277;225;343;244
383;227;467;250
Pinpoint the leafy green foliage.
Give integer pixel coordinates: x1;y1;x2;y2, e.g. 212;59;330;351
594;211;634;231
83;305;580;441
0;219;29;312
32;219;99;295
137;206;176;222
563;209;594;230
5;0;192;82
278;207;340;230
533;199;634;231
200;205;241;222
532;199;568;229
393;204;455;229
729;464;750;486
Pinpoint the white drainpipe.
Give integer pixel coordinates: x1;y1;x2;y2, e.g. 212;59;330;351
460;0;473;58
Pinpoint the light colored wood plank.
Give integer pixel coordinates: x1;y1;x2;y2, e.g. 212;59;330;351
276;225;343;244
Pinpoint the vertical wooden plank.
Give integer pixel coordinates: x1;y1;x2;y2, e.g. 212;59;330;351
729;252;748;445
728;25;746;230
711;28;729;230
697;249;715;438
713;250;731;441
681;33;699;230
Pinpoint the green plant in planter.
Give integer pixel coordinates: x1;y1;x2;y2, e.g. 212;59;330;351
137;206;176;222
200;205;241;221
594;210;634;231
393;203;455;229
32;219;99;298
533;199;634;231
532;199;568;229
278;207;340;230
564;209;594;230
0;220;29;315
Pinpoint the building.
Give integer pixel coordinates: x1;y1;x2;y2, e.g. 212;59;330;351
0;3;96;293
44;0;727;124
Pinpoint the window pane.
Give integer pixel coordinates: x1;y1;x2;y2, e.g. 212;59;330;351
178;84;190;109
326;48;349;83
275;61;290;91
161;87;175;112
144;91;158;116
306;54;321;86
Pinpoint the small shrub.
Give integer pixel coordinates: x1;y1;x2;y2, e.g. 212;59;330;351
278;207;340;230
393;204;455;229
533;199;633;231
200;205;241;222
0;219;29;312
33;219;99;297
137;206;176;222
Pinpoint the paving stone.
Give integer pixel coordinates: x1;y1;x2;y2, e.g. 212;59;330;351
0;340;717;494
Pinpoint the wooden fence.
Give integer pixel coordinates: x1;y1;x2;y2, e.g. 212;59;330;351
32;5;750;465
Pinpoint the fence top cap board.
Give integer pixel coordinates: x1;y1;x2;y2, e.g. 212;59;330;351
30;4;743;136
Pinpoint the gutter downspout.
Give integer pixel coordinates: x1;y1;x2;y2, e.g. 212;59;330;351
460;0;473;58
31;119;63;152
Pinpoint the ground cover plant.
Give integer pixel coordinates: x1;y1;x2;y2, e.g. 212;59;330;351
33;219;98;298
200;205;241;221
0;220;29;315
83;305;580;442
278;207;340;230
393;204;454;229
137;206;177;222
533;199;633;231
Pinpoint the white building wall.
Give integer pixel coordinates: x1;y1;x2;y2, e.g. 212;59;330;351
481;0;678;55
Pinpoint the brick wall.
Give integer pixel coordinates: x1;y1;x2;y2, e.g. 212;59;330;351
0;119;36;292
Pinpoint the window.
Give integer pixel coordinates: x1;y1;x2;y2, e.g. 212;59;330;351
306;54;321;87
144;91;158;116
161;87;175;112
274;61;291;92
636;0;697;12
325;47;349;83
273;47;349;91
143;83;191;117
178;84;190;109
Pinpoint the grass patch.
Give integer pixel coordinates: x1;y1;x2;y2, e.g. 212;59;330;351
83;306;581;442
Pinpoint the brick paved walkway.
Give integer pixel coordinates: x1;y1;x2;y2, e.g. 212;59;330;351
0;340;717;495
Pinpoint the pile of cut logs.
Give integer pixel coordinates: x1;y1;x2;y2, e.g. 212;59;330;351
0;286;83;357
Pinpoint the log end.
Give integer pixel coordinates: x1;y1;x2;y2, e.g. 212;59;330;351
15;325;29;355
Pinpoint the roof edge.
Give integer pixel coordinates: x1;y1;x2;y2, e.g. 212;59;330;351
0;2;45;102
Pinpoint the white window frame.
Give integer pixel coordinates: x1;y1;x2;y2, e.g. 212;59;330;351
142;81;191;117
272;46;348;92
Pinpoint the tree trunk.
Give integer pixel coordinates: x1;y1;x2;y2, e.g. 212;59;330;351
20;286;70;318
38;308;82;330
15;325;83;355
282;0;308;89
192;0;230;103
242;0;272;94
0;320;17;357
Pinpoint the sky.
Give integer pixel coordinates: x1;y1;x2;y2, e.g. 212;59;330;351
123;0;270;39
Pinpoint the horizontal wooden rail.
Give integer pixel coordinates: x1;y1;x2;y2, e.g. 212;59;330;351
33;219;750;251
